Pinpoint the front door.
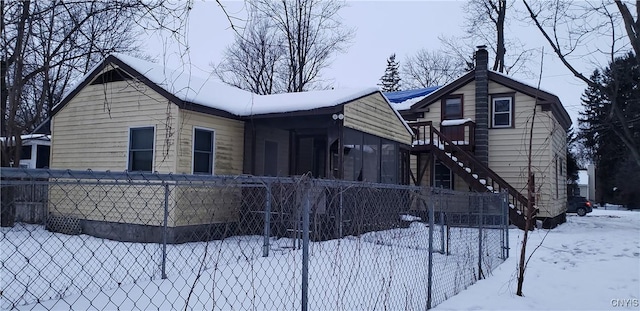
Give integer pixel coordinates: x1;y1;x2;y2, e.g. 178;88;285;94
441;96;464;142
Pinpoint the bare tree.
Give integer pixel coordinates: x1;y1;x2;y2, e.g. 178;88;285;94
1;0;190;167
522;0;640;168
440;0;533;76
401;49;466;88
213;11;285;95
248;0;354;92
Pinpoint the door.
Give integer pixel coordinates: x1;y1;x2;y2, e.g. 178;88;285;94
294;135;327;178
441;96;464;142
433;159;453;189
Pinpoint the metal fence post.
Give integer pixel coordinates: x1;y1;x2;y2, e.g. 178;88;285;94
162;182;169;280
503;191;509;260
301;180;310;311
339;186;343;238
477;195;484;280
263;184;272;257
427;191;434;309
439;201;445;254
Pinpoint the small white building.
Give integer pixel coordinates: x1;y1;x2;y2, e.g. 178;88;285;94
577;165;596;202
1;134;51;169
577;170;588;198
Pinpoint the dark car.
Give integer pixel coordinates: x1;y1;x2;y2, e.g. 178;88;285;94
567;196;593;216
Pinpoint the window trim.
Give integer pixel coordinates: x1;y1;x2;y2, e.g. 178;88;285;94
127;126;156;172
440;94;464;121
490;93;515;128
191;126;216;175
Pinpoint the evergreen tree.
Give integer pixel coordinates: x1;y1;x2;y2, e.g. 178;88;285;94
379;54;401;92
578;52;640;207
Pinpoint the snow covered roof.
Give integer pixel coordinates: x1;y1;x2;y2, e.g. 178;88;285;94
0;134;51;145
54;54;381;118
384;87;440;111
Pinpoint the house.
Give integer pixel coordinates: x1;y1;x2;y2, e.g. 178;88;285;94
386;46;572;229
0;134;51;169
47;54;413;242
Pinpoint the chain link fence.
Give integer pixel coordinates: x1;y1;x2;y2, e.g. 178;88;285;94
1;168;508;310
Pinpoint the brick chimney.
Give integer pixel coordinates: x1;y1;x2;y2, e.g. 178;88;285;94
474;45;489;166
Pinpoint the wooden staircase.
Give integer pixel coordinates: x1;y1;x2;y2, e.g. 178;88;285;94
411;121;531;230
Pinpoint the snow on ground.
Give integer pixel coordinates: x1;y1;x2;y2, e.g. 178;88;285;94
3;220;505;310
434;208;640;310
5;208;636;310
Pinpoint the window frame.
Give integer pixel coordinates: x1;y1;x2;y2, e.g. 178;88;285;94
440;94;464;121
127;126;155;172
191;126;216;175
490;93;515;128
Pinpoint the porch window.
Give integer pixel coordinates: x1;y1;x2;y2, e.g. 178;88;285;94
343;129;363;181
362;135;380;182
343;128;410;185
381;140;397;184
491;95;514;128
128;127;154;172
193;128;215;174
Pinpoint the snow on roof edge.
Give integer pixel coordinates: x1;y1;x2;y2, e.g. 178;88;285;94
54;53;381;117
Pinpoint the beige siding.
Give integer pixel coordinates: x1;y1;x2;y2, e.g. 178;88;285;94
174;110;244;224
411;79;566;218
176;110;244;175
173;186;240;225
50;65;179;173
410;153;432;186
549;117;568;216
416;82;476;126
49;182;175;226
49;66;182;226
487;81;563;218
344;93;412;145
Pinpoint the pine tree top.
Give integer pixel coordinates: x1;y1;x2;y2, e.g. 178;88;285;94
378;53;401;92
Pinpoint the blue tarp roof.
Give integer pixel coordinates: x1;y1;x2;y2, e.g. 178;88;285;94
383;86;440;103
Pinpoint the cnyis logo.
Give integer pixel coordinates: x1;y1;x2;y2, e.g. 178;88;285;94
611;299;639;308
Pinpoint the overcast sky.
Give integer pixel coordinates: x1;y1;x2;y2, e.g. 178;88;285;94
142;1;619;127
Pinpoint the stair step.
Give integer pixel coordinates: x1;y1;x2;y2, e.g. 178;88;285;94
464;167;471;173
479;179;487;185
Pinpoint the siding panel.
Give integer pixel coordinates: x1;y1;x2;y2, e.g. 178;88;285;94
51;70;179;173
343;93;412;145
176;110;244;175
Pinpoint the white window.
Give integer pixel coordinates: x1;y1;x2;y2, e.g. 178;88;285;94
193;127;215;174
492;96;513;128
128;127;154;172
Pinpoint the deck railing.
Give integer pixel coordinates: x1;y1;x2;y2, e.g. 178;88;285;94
410;120;476;149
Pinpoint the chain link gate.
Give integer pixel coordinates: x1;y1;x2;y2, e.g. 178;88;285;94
1;168;508;310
